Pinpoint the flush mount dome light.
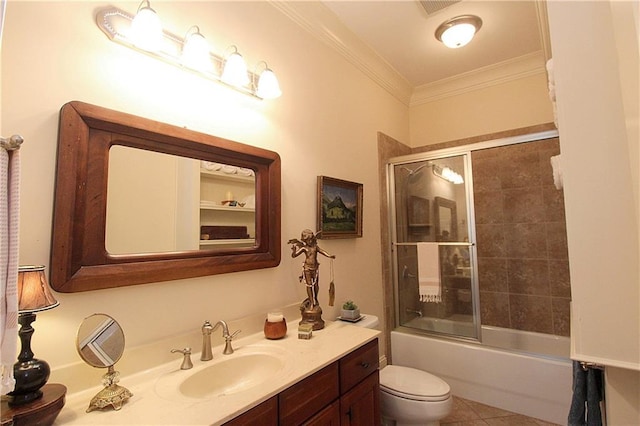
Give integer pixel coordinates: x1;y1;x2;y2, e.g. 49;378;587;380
435;15;482;49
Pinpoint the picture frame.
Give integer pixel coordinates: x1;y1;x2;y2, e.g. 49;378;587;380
317;176;363;239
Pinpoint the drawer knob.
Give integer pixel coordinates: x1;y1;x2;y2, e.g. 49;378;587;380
360;362;370;369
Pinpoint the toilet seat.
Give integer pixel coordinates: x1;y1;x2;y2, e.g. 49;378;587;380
380;365;451;402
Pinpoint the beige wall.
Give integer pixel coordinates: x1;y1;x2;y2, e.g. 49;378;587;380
409;72;554;147
1;1;408;373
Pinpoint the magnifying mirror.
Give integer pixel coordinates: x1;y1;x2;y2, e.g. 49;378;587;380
76;314;132;412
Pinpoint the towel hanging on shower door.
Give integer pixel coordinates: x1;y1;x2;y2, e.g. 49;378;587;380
417;243;441;303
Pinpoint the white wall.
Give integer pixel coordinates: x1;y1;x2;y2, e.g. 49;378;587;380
547;0;639;424
1;1;408;375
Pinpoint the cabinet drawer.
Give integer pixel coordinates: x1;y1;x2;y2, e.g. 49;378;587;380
279;362;339;426
339;339;379;394
223;396;277;426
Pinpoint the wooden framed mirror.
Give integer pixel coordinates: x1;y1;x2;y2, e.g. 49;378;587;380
50;101;281;292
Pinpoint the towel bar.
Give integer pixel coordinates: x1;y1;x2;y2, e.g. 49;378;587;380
579;361;605;371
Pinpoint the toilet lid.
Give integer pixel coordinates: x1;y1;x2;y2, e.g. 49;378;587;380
380;365;451;402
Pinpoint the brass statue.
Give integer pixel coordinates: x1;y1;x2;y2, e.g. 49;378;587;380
288;229;335;330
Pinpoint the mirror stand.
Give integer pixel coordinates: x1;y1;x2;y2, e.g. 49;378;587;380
86;366;132;413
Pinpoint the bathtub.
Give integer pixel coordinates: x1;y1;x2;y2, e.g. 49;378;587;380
392;323;572;424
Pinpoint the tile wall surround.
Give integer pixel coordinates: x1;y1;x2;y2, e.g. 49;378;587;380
377;123;568;353
472;137;570;336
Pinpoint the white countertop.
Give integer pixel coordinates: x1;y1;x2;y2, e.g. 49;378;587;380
54;319;380;425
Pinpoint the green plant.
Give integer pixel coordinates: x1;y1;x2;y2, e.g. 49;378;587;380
342;300;358;310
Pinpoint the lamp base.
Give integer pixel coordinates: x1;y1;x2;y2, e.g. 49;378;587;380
8;358;51;406
7;312;51;406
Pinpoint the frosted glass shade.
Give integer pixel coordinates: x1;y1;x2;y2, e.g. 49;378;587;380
440;23;477;48
256;68;282;99
221;52;250;87
181;31;213;72
130;6;163;52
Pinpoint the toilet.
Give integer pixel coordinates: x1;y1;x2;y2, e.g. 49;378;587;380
350;314;453;426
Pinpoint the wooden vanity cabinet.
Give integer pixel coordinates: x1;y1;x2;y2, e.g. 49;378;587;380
223;338;379;426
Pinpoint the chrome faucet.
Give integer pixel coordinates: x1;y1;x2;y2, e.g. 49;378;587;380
212;320;241;355
201;320;214;361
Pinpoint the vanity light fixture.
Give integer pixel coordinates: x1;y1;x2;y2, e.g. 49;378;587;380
254;62;282;100
7;265;60;406
435;15;482;49
432;164;464;184
96;4;281;99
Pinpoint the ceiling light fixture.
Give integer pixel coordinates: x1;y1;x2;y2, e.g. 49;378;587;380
435;15;482;49
96;4;281;99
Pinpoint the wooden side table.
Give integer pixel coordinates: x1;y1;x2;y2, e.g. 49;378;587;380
1;383;66;426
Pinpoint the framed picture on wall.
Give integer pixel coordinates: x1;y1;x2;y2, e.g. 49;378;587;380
317;176;363;239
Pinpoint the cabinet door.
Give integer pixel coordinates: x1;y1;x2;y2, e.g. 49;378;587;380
340;371;380;426
302;400;340;426
279;362;340;426
223;396;277;426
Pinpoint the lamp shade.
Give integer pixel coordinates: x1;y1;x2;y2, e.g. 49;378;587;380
17;265;59;313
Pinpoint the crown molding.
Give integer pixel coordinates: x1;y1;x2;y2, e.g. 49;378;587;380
410;51;547;106
269;0;413;106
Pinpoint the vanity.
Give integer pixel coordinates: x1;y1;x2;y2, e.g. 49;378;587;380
54;319;380;425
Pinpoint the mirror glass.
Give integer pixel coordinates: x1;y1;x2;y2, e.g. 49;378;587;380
106;146;256;255
77;314;125;368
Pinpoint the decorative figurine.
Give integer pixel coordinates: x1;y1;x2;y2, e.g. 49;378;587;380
288;229;336;330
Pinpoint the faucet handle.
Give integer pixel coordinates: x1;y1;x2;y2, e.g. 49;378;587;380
228;329;241;340
171;347;193;370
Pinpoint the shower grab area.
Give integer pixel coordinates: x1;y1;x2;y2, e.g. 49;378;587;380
387;130;571;360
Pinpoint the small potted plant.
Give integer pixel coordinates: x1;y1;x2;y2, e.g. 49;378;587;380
341;300;361;320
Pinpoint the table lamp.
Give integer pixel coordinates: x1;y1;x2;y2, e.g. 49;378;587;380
8;265;59;406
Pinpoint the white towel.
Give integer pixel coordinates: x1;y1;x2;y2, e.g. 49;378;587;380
550;155;563;190
1;136;22;394
417;243;441;303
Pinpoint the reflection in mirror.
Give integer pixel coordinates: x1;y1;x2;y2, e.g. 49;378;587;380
106;147;257;255
434;196;458;242
76;314;132;412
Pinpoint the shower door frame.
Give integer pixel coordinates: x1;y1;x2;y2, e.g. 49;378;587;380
386;129;560;344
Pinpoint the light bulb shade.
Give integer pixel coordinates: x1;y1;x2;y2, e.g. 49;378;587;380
181;30;213;72
221;51;250;87
17;265;59;313
435;15;482;49
256;68;282;99
129;4;163;52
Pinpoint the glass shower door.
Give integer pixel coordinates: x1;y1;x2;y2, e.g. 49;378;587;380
389;153;480;340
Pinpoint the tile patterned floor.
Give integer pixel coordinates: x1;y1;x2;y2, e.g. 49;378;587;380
441;396;562;426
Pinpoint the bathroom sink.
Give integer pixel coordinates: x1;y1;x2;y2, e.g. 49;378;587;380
180;353;283;398
155;347;288;401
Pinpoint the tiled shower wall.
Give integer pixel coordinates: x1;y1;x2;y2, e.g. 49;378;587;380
472;138;571;336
